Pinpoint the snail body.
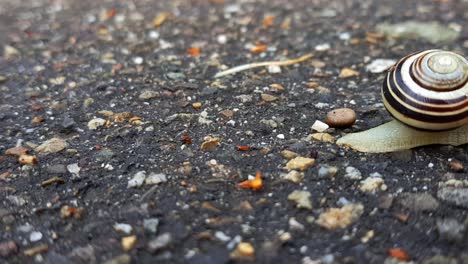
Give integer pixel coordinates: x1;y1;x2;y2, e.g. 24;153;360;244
338;50;468;152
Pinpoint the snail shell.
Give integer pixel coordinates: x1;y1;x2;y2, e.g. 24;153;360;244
382;49;468;131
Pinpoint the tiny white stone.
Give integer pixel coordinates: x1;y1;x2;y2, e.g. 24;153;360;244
217;35;227;44
149;30;160;39
289;217;305;231
145;173;167;185
267;65;282;73
87;118;106;130
339;32;351;40
345;166;362;180
114;223;133;234
67;163;81;178
30;231;43;242
311;120;329;132
226;120;236;127
214;231;231;242
133;57;144;65
128;171;146;188
365;59;397;73
315;43;331;51
314;102;329;109
277;134;285;139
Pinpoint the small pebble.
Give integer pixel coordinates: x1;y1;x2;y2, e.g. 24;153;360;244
359;177;385;193
311;120;329;132
316;203;364;230
288;217;305;231
315;43;330;51
365;59;396;73
145;173;167;185
88;118;106;130
35;138;68;155
230;242;255;261
325;108;356;128
192;102;202;109
114;223;133;235
261;93;278;102
288;190;313;210
280;150;299;160
344;166;362;180
267;65;282;74
318;166;338;178
30;231;43;242
285;157;315;171
282;170;304;184
127;171;146;188
122;236;137;251
338;68;359;78
143;218;159;234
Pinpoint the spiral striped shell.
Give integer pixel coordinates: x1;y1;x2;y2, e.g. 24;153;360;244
382;50;468;131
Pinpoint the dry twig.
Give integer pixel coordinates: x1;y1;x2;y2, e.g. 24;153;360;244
214;53;314;78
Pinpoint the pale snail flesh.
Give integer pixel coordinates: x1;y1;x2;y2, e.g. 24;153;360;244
337;50;468;153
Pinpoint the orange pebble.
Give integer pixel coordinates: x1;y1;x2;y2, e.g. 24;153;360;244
250;45;268;54
187;47;201;57
388;248;410;261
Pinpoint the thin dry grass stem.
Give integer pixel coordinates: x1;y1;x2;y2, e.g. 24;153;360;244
214;53;314;78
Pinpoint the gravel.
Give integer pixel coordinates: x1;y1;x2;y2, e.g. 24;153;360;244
0;0;467;263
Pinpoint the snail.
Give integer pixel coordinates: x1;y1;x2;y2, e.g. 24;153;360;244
337;49;468;153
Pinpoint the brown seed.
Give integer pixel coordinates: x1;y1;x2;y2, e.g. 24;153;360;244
18;155;38;165
219;109;234;118
192;102;202;109
261;93;278;102
325;108;357;128
200;137;221;151
449;160;464;172
269;83;285;91
338;67;359;78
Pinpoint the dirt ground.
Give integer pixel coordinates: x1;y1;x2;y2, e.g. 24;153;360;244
0;0;467;263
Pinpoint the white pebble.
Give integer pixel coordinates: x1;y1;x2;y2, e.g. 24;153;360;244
217;35;227;44
145;173;167;185
365;59;397;73
67;163;81;178
87;118;106;130
114;223;133;234
149;31;160;39
128;171;146;188
311;120;329;132
214;231;231;242
133;57;144;65
268;65;282;74
30;231;43;242
315;43;330;51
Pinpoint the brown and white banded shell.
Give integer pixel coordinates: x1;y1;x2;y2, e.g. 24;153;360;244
382;49;468;131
